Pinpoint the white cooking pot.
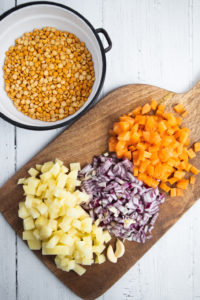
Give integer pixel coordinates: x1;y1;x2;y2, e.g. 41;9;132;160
0;1;112;130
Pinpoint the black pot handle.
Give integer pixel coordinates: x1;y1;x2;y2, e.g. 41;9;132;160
95;28;112;53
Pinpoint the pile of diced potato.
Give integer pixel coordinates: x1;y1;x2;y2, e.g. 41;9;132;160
18;159;111;276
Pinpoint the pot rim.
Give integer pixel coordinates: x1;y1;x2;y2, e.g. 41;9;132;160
0;1;108;131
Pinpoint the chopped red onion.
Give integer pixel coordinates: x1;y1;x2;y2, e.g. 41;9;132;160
79;153;165;243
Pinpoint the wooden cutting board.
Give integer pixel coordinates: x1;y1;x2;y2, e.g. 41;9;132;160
0;83;200;300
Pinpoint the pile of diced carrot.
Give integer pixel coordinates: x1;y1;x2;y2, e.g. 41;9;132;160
109;101;200;197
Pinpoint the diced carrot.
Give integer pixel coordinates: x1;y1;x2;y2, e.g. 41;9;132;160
142;103;151;114
145;116;157;131
174;170;185;180
108;136;117;152
173;104;185;114
160;182;170;193
134;167;139;176
120;116;135;127
130;132;140;144
181;111;188;118
113;122;121;134
135;115;146;125
176;188;184;196
190;176;196;185
139;160;150;173
157;104;165;112
190;166;200;175
151;100;158;110
194;142;200;152
170;188;176;197
168;177;178;185
158;121;167;133
132;106;142;116
144;151;151;158
119;122;130;131
187;148;196;159
147;165;154;177
177;179;189;189
124;150;132;160
118;131;131;141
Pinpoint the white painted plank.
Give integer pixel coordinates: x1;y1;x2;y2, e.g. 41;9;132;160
16;1;103;300
0;3;17;300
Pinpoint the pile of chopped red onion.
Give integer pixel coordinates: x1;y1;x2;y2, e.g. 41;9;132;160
79;153;165;243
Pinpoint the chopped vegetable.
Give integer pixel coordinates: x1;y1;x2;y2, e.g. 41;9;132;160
108;101;199;196
79;153;165;243
194;142;200;152
173;104;185;114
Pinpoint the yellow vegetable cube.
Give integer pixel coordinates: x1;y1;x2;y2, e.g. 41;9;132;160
36;164;42;171
40;226;52;239
59;216;73;232
81;218;92;233
28;168;39;177
23;178;40;195
27;239;41;250
23;217;35;231
29;207;40;219
70;163;81;171
41;161;54;173
42;245;71;255
48;219;58;231
33;229;41;240
59;234;74;246
35;216;48;229
18;178;27;185
18;203;30;219
74;264;86;276
72;219;81;230
95;254;106;264
22;230;35;240
37;203;48;215
46;235;60;249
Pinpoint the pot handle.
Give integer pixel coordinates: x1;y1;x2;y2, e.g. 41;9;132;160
95;28;112;53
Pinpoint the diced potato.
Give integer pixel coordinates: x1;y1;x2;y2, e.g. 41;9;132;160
29;207;40;219
59;216;73;232
42;245;71;255
103;231;111;243
56;173;68;188
70;163;81;171
81;257;94;265
48;219;58;231
18;159;110;276
22;230;35;240
36;183;47;197
23;178;40;195
81;218;92;233
46;235;60;249
28;168;39;177
49;163;60;177
27;239;41;250
35;216;48;229
55;158;64;166
23;217;35;231
18;203;30;219
18;178;27;185
95;254;106;264
37;202;48;215
74;264;86;276
40;226;52;240
36;164;42;171
33;229;41;240
41;161;54;173
72;219;81;230
59;234;74;246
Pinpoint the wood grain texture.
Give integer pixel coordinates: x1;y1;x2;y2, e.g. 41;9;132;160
1;83;200;300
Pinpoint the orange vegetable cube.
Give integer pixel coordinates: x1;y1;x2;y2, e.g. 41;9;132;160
144;151;151;158
158;121;167;133
190;176;196;185
119;122;130;131
142;103;151;114
173;104;185;114
177;179;189;189
190;166;200;175
118;131;131;141
157;104;165;112
147;165;154;177
176;188;184;196
187;148;196;159
194;142;200;152
160;182;170;193
170;188;176;197
168;177;178;185
151;100;158;110
134;167;139;176
181;111;188;118
174;171;185;180
113;122;121;134
132;106;142;116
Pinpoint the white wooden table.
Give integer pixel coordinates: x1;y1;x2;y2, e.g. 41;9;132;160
1;1;200;299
